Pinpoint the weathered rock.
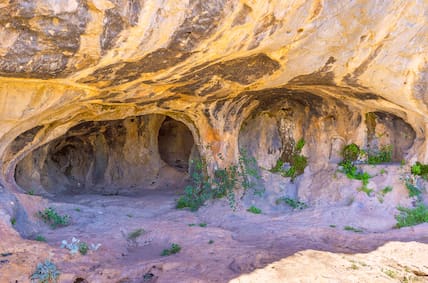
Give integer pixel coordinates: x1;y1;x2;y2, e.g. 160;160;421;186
0;0;427;282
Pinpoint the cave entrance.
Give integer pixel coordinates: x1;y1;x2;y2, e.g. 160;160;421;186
14;114;196;196
158;117;194;172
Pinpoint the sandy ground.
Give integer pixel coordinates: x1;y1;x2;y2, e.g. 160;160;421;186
1;185;428;283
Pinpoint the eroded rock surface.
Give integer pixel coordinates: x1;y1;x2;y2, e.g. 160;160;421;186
0;0;428;282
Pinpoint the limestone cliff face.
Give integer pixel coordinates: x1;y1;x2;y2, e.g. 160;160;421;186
0;0;427;193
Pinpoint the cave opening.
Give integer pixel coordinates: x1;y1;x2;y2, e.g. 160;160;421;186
14;114;196;196
238;92;417;178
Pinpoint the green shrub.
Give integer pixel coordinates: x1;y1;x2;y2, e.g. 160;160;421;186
246;205;262;214
396;204;428;228
161;243;181;256
176;159;212;211
30;260;60;283
212;166;238;208
367;145;393;164
411;162;428;179
177;150;262;211
238;149;262;194
342;143;360;162
10;218;16;225
276;197;308;210
37;208;70;229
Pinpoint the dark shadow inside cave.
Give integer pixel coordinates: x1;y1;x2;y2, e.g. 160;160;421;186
14;114;196;196
158;117;195;172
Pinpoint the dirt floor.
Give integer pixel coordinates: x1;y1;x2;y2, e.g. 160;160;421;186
1;183;428;283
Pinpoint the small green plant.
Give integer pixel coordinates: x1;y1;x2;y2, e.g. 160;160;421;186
74;208;81;212
358;186;373;196
161;243;181;256
339;151;372;194
61;237;100;254
246;205;262;214
35;235;46;242
30;260;60;283
342;143;360;162
381;186;393;195
377;186;393;203
27;190;35;195
395;204;428;228
379;169;386;175
405;182;422;198
344;226;363;233
127;228;145;240
270;159;284;173
329;224;336;228
199;223;207;227
208;240;214;244
10;217;16;225
276;197;308;209
78;242;88;255
271;139;307;181
37;208;70;229
383;269;396;278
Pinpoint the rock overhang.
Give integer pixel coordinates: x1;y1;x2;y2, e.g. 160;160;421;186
0;0;427;192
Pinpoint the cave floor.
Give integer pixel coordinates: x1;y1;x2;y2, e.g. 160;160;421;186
2;189;428;282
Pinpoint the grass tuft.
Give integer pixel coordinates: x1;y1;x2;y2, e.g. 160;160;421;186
246;206;262;214
344;226;363;233
161;243;181;256
127;228;145;240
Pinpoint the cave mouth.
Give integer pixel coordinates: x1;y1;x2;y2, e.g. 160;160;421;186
238;93;416;173
14;114;196;196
